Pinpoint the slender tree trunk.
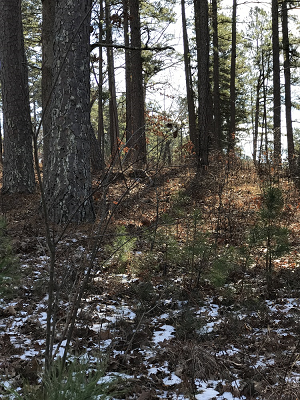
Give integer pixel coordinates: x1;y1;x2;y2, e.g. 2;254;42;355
0;112;2;164
253;71;262;165
43;0;95;223
212;0;221;151
282;0;295;174
98;0;105;164
194;0;210;168
181;0;197;152
105;0;120;162
262;57;269;163
0;0;35;193
42;0;55;172
272;0;281;165
228;0;237;154
123;0;133;150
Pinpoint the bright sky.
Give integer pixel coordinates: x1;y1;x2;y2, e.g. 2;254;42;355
154;0;300;158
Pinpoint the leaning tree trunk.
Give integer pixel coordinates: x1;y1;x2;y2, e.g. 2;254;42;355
0;0;35;194
43;0;94;223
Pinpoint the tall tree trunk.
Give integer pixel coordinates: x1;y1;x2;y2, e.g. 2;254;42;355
253;70;262;165
181;0;197;152
105;0;120;162
194;0;210;168
212;0;221;151
43;0;95;223
123;0;133;156
272;0;281;165
228;0;237;154
0;0;35;193
42;0;55;172
98;0;105;165
282;0;295;174
262;55;269;164
0;111;2;164
129;0;146;166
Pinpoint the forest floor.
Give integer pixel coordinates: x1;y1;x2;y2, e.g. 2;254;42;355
1;158;300;399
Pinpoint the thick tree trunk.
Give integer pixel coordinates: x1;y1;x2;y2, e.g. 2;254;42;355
181;0;197;152
282;0;295;174
272;0;281;165
0;0;35;193
129;0;146;166
194;0;210;167
43;0;95;223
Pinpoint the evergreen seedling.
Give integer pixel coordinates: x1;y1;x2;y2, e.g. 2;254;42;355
250;185;289;292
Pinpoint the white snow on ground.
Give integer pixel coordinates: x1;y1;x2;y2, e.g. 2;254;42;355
3;252;300;399
152;324;175;344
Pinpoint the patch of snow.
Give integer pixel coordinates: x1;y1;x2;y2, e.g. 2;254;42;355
52;339;68;358
215;346;240;357
195;387;219;399
152;325;175;344
163;373;182;385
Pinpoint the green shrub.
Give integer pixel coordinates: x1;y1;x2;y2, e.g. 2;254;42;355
9;356;122;400
250;185;289;291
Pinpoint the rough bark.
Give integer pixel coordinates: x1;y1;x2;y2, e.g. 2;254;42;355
43;0;95;223
129;0;146;166
0;0;35;193
194;0;210;167
42;0;55;171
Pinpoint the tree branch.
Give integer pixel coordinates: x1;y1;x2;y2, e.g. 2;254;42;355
90;41;175;52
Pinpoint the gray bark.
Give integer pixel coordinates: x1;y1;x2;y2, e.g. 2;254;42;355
43;0;95;223
0;0;35;193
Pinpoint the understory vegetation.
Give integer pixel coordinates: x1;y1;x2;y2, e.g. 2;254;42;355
1;157;300;399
